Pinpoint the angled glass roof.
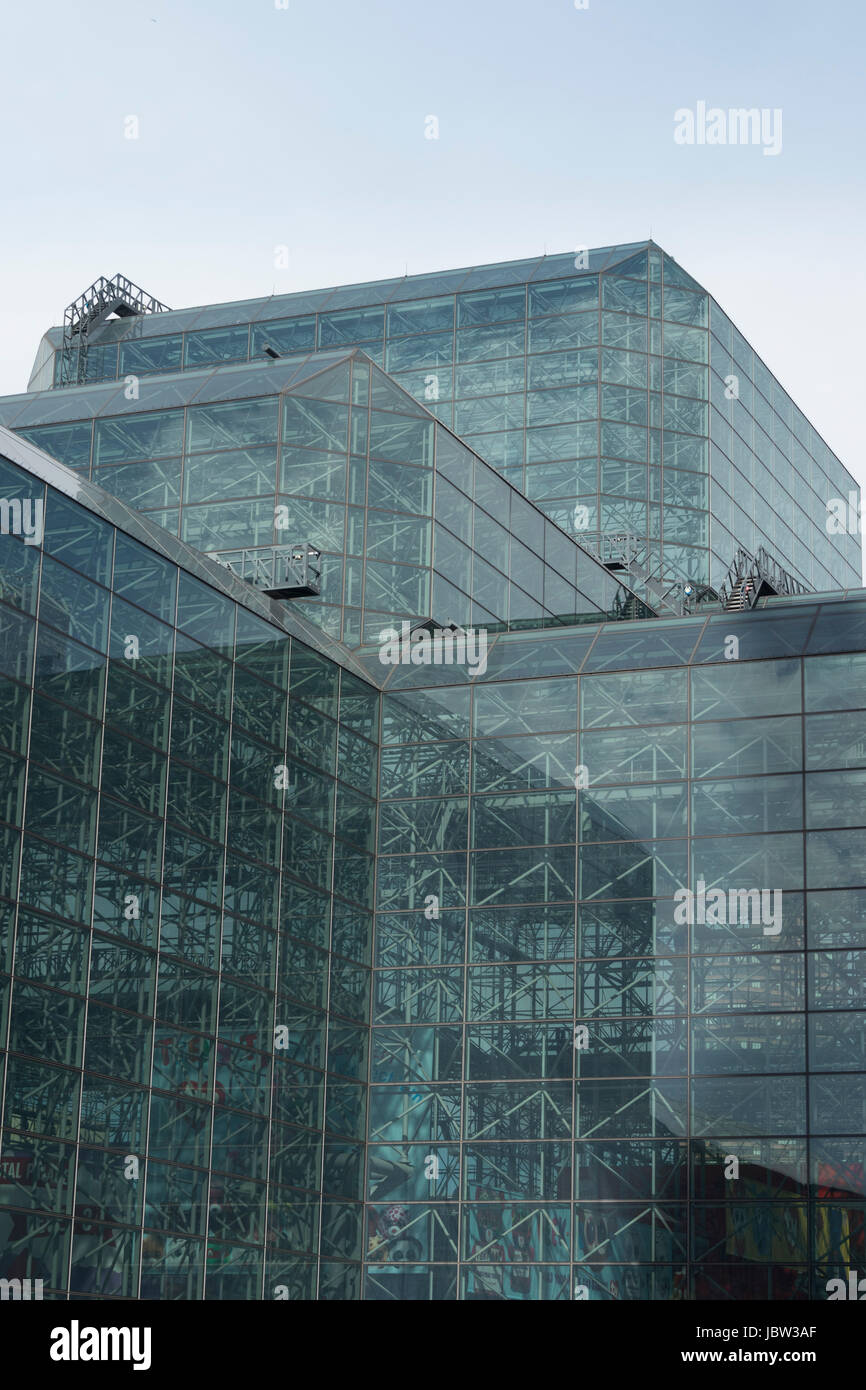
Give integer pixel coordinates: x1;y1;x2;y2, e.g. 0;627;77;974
175;297;277;330
310;277;413;312
351;585;866;688
0;349;357;426
37;242;656;346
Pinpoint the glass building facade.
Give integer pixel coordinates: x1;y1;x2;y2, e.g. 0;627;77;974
0;247;863;1301
0;350;648;649
0;434;377;1299
355;604;866;1301
21;242;861;598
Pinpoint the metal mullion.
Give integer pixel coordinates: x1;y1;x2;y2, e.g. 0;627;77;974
258;632;292;1302
60;526;117;1301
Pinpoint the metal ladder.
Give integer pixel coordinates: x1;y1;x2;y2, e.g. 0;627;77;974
718;546;810;611
594;532;686;617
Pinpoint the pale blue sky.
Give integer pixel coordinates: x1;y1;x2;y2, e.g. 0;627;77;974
1;0;863;519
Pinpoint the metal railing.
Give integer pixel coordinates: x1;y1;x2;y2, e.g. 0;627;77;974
208;544;322;599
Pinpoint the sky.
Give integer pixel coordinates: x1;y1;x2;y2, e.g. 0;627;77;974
1;0;863;542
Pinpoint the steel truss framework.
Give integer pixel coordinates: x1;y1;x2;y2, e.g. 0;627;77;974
59;275;171;387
